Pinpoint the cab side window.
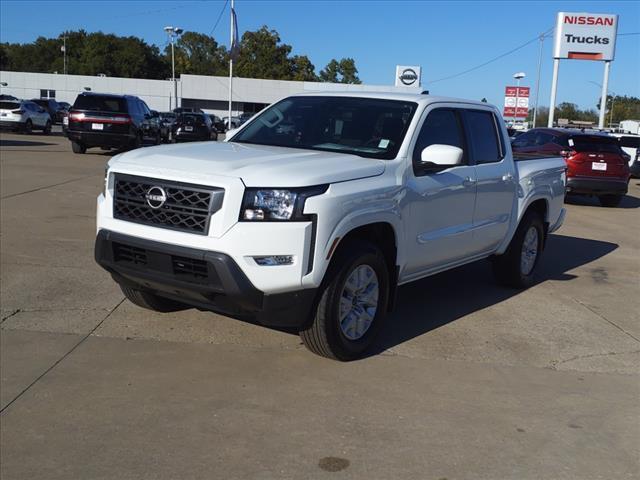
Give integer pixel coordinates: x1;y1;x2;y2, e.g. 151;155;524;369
464;110;502;164
412;109;466;176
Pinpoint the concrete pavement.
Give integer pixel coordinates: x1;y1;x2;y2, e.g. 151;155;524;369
1;132;638;479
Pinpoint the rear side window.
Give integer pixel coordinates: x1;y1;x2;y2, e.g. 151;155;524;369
73;95;127;113
618;136;640;149
570;136;622;154
464;110;502;164
413;109;466;167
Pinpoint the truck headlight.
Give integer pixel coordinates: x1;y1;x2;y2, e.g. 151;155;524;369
240;185;328;221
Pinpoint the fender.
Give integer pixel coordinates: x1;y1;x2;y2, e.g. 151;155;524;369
301;183;404;289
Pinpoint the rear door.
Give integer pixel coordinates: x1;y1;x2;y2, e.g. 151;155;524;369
463;109;516;253
403;107;477;277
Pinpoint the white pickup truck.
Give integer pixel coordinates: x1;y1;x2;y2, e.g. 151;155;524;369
95;93;567;360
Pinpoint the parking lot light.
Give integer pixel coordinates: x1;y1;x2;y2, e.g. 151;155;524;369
164;26;184;110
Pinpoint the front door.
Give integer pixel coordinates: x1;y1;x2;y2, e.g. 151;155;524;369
403;107;477;280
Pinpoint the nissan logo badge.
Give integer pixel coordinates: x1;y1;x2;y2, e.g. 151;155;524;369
145;186;167;209
399;68;418;86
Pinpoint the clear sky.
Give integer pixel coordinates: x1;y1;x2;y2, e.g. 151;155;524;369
1;0;638;109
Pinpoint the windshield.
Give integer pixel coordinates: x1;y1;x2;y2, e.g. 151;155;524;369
231;96;418;159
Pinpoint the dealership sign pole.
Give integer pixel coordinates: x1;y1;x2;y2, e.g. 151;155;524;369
547;12;618;128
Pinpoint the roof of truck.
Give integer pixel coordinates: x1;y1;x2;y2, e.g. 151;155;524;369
292;91;493;107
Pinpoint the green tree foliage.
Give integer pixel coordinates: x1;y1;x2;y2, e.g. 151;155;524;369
319;58;361;84
234;26;295;80
290;55;317;81
1;30;169;79
0;26;361;84
166;31;227;76
599;95;640;124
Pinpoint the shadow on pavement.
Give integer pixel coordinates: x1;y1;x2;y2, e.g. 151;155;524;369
0;139;58;147
367;234;618;355
565;193;640;209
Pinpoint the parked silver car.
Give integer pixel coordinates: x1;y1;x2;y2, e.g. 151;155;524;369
0;99;52;134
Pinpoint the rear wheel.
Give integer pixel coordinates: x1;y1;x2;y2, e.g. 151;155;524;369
130;132;143;150
120;285;186;312
23;119;33;134
71;141;86;154
598;194;623;208
492;211;544;289
42;120;52;135
299;240;389;361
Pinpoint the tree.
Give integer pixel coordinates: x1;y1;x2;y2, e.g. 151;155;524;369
319;58;361;84
166;31;227;77
598;95;640;125
234;26;293;80
290;55;317;81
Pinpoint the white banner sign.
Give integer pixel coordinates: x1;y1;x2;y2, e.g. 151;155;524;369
553;12;618;61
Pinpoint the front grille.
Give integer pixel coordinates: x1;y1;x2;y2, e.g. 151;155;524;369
113;174;224;234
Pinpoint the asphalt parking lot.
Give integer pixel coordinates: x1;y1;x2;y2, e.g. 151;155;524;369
1;131;638;479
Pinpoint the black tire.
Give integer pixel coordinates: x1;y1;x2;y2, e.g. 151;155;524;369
155;131;161;145
71;141;86;154
23;119;33;134
598;194;623;208
120;285;186;313
130;132;143;150
299;240;389;361
42;120;52;135
492;211;545;289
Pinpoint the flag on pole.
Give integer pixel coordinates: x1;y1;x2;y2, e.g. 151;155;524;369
230;7;240;61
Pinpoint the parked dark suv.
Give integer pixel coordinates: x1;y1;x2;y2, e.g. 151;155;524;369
30;98;66;124
66;93;161;154
172;112;217;142
512;128;630;207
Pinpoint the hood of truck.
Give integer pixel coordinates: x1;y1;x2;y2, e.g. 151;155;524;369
112;141;386;186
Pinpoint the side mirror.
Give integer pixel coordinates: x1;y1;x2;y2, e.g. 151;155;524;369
420;144;463;168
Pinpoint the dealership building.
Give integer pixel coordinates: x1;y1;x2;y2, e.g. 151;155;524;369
0;68;423;118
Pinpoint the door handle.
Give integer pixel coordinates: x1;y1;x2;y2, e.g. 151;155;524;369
502;173;514;182
462;177;476;187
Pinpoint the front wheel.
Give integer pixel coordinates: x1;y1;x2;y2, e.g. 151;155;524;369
23;119;33;134
42;120;52;135
492;211;544;289
299;240;389;361
598;194;623;208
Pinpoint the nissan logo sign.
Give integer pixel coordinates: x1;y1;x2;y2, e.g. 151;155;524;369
398;68;418;86
145;186;167;209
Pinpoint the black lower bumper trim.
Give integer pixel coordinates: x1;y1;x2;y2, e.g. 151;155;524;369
95;230;316;328
566;177;628;195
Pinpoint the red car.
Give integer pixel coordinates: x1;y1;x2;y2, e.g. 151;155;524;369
512;128;631;207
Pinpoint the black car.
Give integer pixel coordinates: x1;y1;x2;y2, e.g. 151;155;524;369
66;93;162;154
208;114;226;133
172;112;217;142
31;98;66;124
158;112;177;141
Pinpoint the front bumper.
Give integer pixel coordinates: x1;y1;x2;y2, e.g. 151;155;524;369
95;230;317;327
566;177;628;195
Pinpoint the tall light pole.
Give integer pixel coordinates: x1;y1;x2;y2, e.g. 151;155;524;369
532;34;544;128
164;26;183;110
513;72;526;126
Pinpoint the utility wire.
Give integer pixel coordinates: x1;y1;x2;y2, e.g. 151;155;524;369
209;0;229;37
426;27;555;85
